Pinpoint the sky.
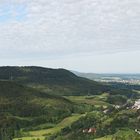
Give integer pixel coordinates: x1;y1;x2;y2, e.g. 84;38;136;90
0;0;140;73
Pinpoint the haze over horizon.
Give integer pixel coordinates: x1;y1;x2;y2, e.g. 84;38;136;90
0;0;140;73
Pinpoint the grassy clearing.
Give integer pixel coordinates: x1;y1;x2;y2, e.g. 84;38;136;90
30;123;56;131
13;114;84;140
95;135;112;140
96;129;139;140
65;94;111;107
29;114;84;136
13;136;45;140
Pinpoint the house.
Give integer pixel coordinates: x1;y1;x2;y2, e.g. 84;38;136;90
132;99;140;110
103;109;109;114
135;129;140;135
82;128;96;134
88;128;96;134
113;105;120;109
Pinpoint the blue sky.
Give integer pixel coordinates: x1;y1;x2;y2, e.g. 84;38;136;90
0;0;140;73
0;3;26;22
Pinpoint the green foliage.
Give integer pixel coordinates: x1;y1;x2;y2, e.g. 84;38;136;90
0;81;75;139
0;66;108;96
0;66;140;140
107;95;127;105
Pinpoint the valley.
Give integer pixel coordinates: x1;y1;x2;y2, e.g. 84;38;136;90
0;66;140;140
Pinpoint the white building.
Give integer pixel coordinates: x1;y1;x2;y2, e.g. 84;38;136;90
132;99;140;110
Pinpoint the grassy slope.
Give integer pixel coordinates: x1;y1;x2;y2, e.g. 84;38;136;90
0;80;72;107
14;129;139;140
96;129;139;140
13;114;84;140
29;114;84;136
0;81;74;129
12;93;140;140
65;93;111;107
14;136;45;140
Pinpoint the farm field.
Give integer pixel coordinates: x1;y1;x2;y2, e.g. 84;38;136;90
12;91;140;140
13;114;84;140
29;114;83;136
64;93;111;107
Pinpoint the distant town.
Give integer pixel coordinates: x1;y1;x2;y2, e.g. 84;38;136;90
96;79;140;85
73;71;140;85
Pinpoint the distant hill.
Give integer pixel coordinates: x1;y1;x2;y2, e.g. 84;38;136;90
73;71;140;91
73;71;140;81
0;66;108;95
72;71;102;81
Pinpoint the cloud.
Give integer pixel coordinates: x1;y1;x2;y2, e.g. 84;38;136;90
0;0;140;59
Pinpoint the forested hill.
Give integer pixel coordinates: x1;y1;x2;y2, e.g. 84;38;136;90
0;66;77;84
0;66;108;95
0;80;76;139
0;81;73;117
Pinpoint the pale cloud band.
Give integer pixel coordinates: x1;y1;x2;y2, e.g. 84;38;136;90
0;0;140;58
